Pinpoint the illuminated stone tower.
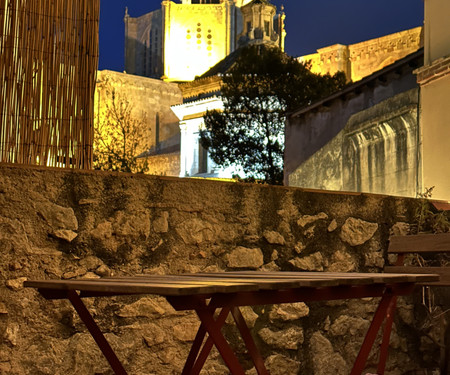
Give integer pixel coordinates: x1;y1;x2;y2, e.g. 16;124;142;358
238;0;285;50
124;0;285;82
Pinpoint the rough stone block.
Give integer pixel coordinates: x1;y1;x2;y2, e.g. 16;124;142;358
153;211;169;233
289;252;326;271
297;212;328;228
340;217;378;246
269;302;309;321
263;230;285;245
310;332;348;375
226;246;264;269
258;326;304;349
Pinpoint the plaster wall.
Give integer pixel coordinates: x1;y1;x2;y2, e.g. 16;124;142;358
0;164;443;374
287;90;420;198
285;64;419;188
416;0;450;201
342;91;419;197
420;74;450;200
424;0;450;64
179;118;204;176
287;130;345;192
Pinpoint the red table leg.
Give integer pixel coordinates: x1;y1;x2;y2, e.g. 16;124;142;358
374;254;405;374
377;296;397;374
183;306;231;375
66;290;128;375
350;291;395;375
195;307;246;375
231;307;269;375
182;322;208;375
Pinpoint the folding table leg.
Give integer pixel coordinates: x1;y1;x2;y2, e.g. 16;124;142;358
182;321;207;375
377;296;398;375
182;306;231;375
231;307;269;375
350;292;395;375
195;307;246;375
66;290;128;375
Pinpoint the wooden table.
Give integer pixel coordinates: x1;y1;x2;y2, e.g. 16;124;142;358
25;271;439;375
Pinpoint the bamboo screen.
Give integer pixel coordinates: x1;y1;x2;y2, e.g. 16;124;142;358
0;0;100;169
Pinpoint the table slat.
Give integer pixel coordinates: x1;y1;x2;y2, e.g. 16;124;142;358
25;272;440;297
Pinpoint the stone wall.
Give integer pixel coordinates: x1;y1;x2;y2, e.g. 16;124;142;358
0;164;440;374
124;9;164;78
146;152;180;177
299;27;423;82
94;70;183;176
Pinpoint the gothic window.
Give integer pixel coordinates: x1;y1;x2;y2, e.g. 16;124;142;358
247;21;251;33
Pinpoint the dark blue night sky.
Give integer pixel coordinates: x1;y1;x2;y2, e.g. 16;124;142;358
99;0;424;72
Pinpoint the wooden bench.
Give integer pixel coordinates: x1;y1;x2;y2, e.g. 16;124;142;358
385;232;450;373
386;232;450;285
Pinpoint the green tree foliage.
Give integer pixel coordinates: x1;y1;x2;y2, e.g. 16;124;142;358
94;89;150;173
200;44;347;184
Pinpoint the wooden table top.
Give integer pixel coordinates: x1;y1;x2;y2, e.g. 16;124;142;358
24;271;439;297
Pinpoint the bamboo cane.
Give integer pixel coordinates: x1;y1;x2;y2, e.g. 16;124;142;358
0;0;99;168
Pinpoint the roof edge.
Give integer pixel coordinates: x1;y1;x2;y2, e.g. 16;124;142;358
288;48;424;119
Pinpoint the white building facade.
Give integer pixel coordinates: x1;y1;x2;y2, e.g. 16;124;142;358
171;96;242;178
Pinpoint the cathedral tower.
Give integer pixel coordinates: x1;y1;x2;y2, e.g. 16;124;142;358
238;0;285;49
124;0;285;82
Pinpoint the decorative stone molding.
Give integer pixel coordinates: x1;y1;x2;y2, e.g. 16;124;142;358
179;76;223;99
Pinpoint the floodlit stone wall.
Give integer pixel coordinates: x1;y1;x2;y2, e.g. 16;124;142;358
161;1;234;82
0;164;441;374
299;27;423;82
145;152;180;177
94;70;183;176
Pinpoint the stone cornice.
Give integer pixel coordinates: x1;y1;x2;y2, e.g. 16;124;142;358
178;76;223;100
415;55;450;86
